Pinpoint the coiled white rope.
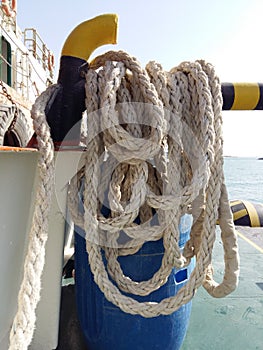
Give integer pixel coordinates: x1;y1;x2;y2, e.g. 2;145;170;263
8;85;57;350
8;51;240;349
69;51;240;317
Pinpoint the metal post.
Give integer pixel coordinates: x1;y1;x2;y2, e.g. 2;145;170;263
222;83;263;110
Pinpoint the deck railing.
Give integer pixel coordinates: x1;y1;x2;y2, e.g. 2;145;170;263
222;83;263;110
23;28;54;79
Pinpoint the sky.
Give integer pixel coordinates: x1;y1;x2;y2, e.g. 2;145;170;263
17;0;263;157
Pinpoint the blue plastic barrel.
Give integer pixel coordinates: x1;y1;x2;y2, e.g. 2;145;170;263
74;214;194;350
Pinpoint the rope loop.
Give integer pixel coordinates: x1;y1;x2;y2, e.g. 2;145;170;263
70;51;240;315
9;50;240;350
8;85;57;349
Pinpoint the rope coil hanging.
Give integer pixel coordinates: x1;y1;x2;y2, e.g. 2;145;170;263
69;50;240;316
9;50;240;348
8;85;57;350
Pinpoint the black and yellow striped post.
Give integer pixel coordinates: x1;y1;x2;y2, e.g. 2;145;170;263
230;200;263;227
222;83;263;110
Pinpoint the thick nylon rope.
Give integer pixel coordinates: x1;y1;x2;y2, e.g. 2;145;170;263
68;51;240;316
8;50;240;349
8;85;57;349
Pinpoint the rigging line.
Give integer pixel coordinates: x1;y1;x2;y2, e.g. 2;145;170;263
0;52;48;89
0;52;30;79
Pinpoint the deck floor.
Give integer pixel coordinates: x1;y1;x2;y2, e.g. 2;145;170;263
181;227;263;350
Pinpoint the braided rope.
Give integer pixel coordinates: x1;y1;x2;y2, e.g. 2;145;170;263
68;51;240;316
8;85;57;349
8;50;240;350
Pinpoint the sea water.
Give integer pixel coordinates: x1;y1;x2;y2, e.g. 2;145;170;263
223;157;263;204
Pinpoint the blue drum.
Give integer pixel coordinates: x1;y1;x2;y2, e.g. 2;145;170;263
74;214;194;350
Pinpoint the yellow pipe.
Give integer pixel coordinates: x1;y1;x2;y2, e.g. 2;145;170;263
61;13;118;61
222;82;263;110
231;83;260;110
242;200;261;227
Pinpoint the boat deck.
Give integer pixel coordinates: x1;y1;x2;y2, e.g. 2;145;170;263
181;226;263;350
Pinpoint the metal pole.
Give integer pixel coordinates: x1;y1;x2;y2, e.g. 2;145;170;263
222;83;263;110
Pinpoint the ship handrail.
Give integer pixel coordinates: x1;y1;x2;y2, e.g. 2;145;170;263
0;22;53;79
0;51;48;101
0;22;53;101
23;27;54;75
